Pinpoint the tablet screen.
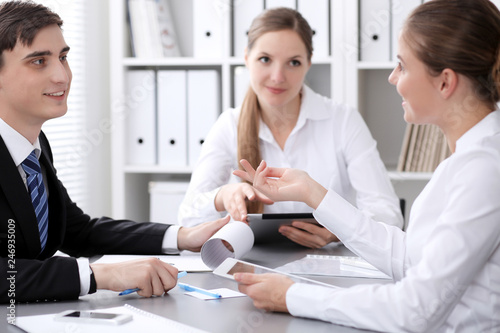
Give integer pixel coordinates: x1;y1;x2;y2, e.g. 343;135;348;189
246;213;318;243
214;258;336;289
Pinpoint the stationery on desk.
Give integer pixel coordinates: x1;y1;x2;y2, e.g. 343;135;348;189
178;282;222;298
176;282;246;301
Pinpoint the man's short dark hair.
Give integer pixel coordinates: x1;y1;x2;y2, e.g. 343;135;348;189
0;0;63;69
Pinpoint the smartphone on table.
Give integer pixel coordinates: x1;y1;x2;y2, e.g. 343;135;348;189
54;310;132;325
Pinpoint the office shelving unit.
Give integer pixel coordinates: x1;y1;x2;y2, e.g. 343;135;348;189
109;0;428;224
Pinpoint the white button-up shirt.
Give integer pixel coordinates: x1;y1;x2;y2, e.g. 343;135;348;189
179;85;403;229
287;110;500;332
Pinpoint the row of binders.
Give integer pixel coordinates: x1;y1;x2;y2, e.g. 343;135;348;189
127;0;330;58
361;0;425;62
129;0;500;61
231;0;330;57
362;0;500;62
126;69;220;167
397;124;451;173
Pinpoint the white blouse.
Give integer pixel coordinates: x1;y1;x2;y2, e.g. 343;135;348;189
178;85;403;230
287;110;500;332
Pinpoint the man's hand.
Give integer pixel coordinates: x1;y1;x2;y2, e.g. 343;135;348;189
177;215;230;252
90;258;178;297
235;273;294;313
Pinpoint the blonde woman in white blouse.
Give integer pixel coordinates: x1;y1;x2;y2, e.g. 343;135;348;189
233;0;500;331
178;7;403;248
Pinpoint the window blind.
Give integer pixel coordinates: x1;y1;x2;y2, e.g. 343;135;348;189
37;0;88;210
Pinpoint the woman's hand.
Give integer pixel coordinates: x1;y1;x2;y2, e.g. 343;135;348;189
280;221;339;248
215;183;273;222
233;159;327;209
235;273;294;313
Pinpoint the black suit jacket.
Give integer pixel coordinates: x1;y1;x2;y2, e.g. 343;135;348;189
0;132;170;303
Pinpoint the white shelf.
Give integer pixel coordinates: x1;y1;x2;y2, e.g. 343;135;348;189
226;57;333;66
124;165;193;174
357;61;397;70
122;57;225;67
388;171;433;181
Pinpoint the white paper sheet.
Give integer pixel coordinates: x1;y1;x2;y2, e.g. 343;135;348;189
200;221;254;270
15;304;207;333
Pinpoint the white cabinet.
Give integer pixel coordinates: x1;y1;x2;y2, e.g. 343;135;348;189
109;0;428;225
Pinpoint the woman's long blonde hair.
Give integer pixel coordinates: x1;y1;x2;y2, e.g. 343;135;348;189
237;7;313;213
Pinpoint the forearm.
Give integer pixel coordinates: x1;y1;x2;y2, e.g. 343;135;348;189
1;257;80;303
313;190;406;279
62;217;169;257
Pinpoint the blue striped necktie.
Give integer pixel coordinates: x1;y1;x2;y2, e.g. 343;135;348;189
21;150;49;252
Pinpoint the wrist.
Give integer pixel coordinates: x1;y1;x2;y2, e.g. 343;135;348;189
214;187;225;212
89;266;97;294
306;181;327;209
89;264;108;290
177;227;187;251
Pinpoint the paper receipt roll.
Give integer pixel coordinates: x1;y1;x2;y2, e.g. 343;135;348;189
201;221;254;270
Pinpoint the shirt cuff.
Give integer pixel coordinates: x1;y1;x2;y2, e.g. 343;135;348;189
162;225;181;254
204;187;222;216
286;283;339;322
313;190;360;243
77;257;90;296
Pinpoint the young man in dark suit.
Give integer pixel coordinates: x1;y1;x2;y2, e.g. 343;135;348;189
0;0;229;303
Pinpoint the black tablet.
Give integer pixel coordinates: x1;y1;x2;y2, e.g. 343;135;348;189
246;213;318;243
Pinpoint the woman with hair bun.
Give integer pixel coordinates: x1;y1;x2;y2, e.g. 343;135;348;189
234;0;500;331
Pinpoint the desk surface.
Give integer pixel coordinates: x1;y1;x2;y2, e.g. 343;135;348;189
10;242;389;333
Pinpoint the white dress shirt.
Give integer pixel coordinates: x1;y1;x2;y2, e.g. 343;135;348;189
179;85;403;229
0;118;180;296
287;110;500;332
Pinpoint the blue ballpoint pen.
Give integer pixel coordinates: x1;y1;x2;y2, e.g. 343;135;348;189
178;282;222;298
119;271;187;296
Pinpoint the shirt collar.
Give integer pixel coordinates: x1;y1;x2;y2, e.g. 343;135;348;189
455;110;500;152
0;117;42;167
259;85;331;142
